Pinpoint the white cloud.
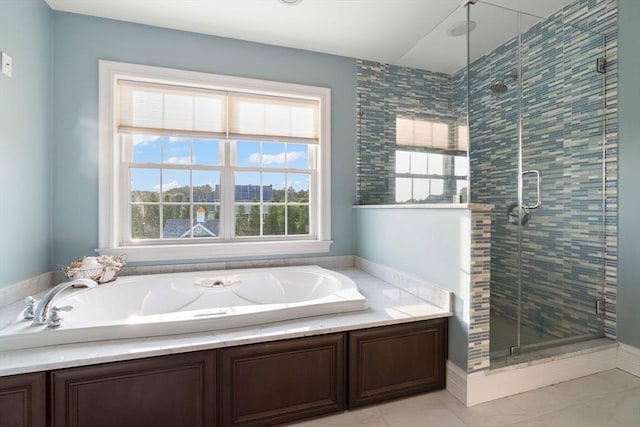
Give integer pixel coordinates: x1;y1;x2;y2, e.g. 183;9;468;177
154;180;180;191
248;151;306;165
248;152;263;164
286;151;306;163
264;153;286;165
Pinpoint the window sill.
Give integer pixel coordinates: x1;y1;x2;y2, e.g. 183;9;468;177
99;240;333;263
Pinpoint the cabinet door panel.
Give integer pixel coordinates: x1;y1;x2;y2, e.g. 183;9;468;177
0;372;46;427
51;351;216;427
220;334;345;427
348;319;447;408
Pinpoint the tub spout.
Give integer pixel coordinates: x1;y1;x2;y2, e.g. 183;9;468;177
31;278;97;326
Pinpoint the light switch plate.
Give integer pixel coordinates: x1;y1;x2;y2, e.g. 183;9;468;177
2;52;12;77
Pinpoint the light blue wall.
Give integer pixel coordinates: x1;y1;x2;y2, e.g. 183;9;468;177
51;12;357;267
355;207;471;370
617;0;640;349
0;0;52;288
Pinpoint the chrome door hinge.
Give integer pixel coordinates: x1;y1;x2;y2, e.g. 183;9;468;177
510;345;521;357
596;299;606;316
597;57;607;74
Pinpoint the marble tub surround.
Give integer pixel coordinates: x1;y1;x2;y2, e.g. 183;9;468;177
355;256;452;312
0;272;52;308
51;255;356;286
0;267;452;377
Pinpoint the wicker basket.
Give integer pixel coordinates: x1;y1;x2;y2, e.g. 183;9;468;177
63;255;126;284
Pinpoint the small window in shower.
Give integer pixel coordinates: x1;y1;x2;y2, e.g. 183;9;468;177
394;116;468;203
394;150;456;203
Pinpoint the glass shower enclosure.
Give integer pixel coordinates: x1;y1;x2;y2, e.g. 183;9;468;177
466;1;608;361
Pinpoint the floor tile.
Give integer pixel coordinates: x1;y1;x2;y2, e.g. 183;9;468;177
534;400;628;427
596;368;640;390
288;369;640;427
506;384;575;417
370;391;468;427
552;370;634;403
504;420;549;427
596;386;640;426
450;397;531;427
287;407;387;426
382;407;466;427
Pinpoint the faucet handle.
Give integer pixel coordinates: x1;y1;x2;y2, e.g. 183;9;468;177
46;305;74;329
23;296;38;320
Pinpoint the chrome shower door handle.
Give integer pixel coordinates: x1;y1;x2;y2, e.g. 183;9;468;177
521;169;542;209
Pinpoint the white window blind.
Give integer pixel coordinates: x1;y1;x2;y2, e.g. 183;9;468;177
118;80;320;143
228;93;319;142
395;117;450;150
456;124;469;151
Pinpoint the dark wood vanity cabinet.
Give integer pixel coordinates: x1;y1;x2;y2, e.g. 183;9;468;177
8;318;447;426
50;351;216;427
348;318;448;408
0;372;46;427
219;333;345;427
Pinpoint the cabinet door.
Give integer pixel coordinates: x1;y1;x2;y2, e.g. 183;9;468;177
220;334;345;427
0;372;46;427
51;351;216;427
348;318;447;408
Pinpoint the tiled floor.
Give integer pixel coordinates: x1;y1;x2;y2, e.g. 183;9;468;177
288;369;640;427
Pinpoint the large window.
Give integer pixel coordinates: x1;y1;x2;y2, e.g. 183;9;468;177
99;61;331;262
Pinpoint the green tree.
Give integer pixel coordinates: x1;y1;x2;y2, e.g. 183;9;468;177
264;205;285;235
287;205;309;235
248;205;261;235
193;184;214;202
271;189;286;202
235;205;248;236
132;206;144;238
141;193;160;238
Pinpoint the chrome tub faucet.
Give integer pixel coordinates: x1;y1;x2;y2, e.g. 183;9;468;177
26;278;97;326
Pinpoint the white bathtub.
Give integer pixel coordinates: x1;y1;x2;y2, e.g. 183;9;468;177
0;265;367;352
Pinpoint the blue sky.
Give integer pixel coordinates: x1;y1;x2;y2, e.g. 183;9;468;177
130;136;310;193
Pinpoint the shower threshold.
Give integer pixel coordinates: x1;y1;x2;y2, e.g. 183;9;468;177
489;337;616;371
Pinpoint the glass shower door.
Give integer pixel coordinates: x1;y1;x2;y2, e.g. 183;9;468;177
469;1;607;360
517;13;607;351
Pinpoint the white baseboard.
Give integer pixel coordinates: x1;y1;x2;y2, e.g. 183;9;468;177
446;361;468;404
618;343;640;377
447;345;618;407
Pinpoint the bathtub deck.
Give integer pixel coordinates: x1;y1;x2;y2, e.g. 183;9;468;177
0;267;452;377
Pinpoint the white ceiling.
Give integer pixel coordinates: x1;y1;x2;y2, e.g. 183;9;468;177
45;0;576;74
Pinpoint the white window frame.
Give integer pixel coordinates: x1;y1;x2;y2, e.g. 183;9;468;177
98;60;332;262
